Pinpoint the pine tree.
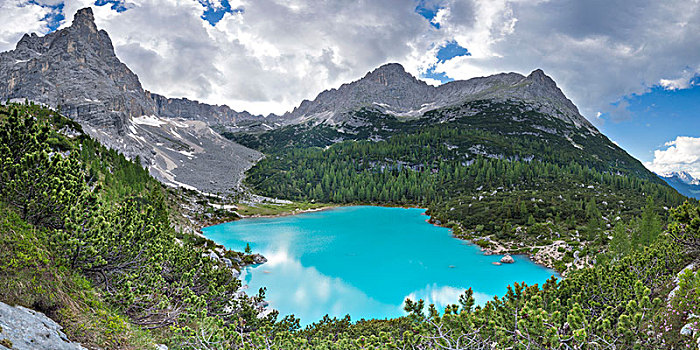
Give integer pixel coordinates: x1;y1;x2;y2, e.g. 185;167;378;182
609;222;631;258
638;196;662;246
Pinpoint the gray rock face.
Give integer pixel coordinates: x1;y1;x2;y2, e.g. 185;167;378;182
0;6;597;195
1;8;148;135
283;63;434;125
279;63;597;133
0;8;262;194
147;91;266;127
0;302;85;350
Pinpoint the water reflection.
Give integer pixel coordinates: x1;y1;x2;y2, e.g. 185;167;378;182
404;284;494;311
241;246;401;322
204;206;557;325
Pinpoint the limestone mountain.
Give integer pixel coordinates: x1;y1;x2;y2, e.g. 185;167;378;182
0;7;672;195
278;63;595;132
0;8;261;194
229;65;658;183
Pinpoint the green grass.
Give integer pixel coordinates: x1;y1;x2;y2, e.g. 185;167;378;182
0;206;160;349
235;201;334;217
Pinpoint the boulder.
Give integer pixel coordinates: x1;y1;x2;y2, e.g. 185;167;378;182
680;323;694;337
500;255;515;264
251;254;268;265
207;251;220;261
0;302;86;350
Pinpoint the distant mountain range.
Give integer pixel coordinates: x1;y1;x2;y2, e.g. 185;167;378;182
0;7;676;195
659;171;700;199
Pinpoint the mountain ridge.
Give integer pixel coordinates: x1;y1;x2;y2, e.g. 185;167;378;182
276;63;596;133
0;8;262;194
0;6;661;196
661;171;700;185
2;7;597;135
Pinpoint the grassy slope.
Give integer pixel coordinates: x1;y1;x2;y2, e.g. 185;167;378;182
0;206;159;349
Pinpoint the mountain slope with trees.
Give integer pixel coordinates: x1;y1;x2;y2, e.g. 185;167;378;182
0;102;280;348
1;97;699;350
230;98;688;272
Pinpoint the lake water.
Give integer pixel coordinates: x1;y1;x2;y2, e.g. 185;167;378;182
202;206;558;325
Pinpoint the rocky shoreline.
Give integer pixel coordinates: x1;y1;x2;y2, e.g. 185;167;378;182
470;236;585;276
238;205;340;219
426;217;576;275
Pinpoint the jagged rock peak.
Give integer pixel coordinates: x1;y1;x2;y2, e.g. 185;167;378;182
367;62;407;74
15;33;40;51
526;68;560;89
528;68;547;78
73;7;97;28
362;62;427;87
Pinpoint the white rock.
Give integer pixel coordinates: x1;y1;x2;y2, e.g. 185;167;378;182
0;302;86;350
681;323;694;337
500;255;515;264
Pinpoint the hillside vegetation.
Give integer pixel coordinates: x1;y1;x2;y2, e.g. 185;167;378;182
2;102;700;349
233;102;688;272
0;103;280;348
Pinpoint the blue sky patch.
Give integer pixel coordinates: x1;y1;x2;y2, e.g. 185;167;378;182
200;0;242;26
35;0;239;33
599;75;700;162
94;0;130;13
421;41;470;84
415;0;442;29
437;40;469;62
422;67;452;84
28;1;64;32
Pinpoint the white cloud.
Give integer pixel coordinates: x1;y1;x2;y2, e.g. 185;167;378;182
48;0;439;115
659;68;699;90
431;0;700;121
644;136;700;178
0;1;53;51
2;0;700;120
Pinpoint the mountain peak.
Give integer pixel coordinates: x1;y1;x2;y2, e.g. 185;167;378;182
74;7;95;24
71;7;98;32
15;33;40;51
362;62;424;87
664;171;700;185
371;63;407;74
528;68;546;77
526;68;557;87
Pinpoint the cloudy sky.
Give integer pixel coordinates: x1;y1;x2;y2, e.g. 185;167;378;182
1;0;699;177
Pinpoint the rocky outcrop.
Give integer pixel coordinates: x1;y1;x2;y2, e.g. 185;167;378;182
250;254;268;265
283;63;434;125
500;254;515;264
0;8;262;194
0;8;149;136
146;91;269;127
0;302;85;350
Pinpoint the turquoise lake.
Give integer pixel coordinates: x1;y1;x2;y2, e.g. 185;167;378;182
202;206;558;325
